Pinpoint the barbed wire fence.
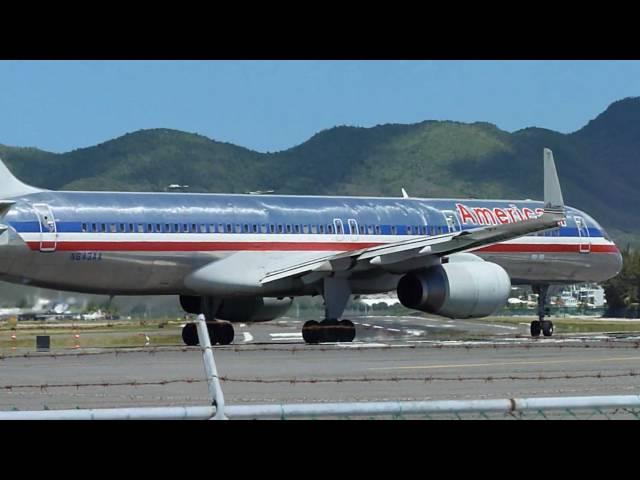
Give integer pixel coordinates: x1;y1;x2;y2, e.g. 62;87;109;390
2;322;640;419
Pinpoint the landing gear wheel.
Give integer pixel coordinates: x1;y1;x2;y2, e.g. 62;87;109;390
206;322;235;345
530;320;541;337
302;320;320;344
337;319;356;342
542;320;554;337
320;319;339;343
218;322;235;345
206;323;219;345
182;323;199;346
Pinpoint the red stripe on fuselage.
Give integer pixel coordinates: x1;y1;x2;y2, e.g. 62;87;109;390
25;241;620;254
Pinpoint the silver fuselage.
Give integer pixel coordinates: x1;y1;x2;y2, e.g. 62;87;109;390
0;191;623;297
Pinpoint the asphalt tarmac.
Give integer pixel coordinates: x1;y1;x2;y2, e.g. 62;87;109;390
2;315;640;416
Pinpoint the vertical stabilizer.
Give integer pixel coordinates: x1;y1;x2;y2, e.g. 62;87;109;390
0;158;42;198
543;148;564;209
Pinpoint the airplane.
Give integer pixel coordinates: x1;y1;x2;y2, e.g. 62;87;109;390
0;149;622;345
0;297;51;319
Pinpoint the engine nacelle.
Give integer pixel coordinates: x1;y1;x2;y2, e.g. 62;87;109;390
397;261;511;318
179;295;293;322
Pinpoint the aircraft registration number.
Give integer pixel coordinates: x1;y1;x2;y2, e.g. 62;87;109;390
70;252;103;261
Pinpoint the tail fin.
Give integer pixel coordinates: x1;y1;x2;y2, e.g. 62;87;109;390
543;148;564;210
0;157;42;198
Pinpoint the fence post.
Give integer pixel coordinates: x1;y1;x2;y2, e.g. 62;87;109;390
195;314;226;420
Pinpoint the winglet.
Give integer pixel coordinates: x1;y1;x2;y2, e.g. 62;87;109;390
543;148;564;209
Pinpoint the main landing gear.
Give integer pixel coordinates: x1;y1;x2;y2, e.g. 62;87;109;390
182;321;235;346
530;284;553;337
181;297;235;346
302;319;356;343
302;277;357;344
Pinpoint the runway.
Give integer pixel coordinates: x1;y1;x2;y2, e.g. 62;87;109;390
2;315;640;413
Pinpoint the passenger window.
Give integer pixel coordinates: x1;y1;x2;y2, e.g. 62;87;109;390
294;225;300;234
137;224;144;233
278;225;283;233
244;224;249;233
261;224;268;233
269;224;275;233
286;225;292;233
101;223;107;232
336;223;342;234
209;224;216;233
319;224;324;234
303;225;310;234
235;224;241;233
158;224;163;233
407;226;412;234
81;223;87;232
391;226;397;235
253;224;258;233
120;223;126;232
129;223;134;232
192;224;198;233
311;225;318;234
360;225;365;234
148;224;154;233
375;225;381;235
110;224;117;233
327;225;334;234
367;225;373;234
183;224;189;232
165;224;170;233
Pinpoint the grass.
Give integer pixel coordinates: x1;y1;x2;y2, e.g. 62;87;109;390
0;319;185;350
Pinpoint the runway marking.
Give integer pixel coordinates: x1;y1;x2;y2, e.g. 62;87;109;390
369;355;640;371
270;333;303;338
386;328;401;332
242;332;254;343
338;342;389;348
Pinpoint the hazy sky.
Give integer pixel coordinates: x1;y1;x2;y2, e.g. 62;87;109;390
0;60;638;153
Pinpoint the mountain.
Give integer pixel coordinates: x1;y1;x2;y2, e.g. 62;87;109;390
1;97;639;243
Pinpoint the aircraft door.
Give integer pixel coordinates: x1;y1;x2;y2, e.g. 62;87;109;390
574;216;591;254
443;210;461;233
33;203;57;252
347;218;359;240
333;219;344;241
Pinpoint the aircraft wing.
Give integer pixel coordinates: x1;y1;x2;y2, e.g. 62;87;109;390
261;148;566;285
260;207;564;284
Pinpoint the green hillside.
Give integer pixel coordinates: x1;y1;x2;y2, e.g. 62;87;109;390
1;97;639;243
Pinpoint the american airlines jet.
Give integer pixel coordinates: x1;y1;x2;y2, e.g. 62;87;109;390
0;149;622;345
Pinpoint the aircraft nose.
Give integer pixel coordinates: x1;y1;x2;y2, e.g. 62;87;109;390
611;246;624;278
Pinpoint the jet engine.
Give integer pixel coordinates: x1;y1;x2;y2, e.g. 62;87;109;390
179;295;293;322
396;261;511;318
